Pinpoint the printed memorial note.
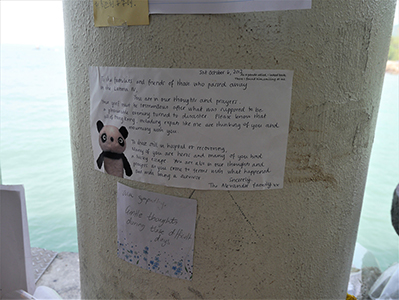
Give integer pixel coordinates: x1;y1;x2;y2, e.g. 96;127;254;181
89;66;293;190
117;183;197;280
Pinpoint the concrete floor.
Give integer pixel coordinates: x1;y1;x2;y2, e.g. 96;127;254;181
36;252;81;299
32;251;377;300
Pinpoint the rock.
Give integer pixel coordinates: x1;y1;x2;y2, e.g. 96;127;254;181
360;267;382;300
391;184;399;235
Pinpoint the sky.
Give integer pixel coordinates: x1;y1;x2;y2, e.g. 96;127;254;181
0;0;398;47
1;1;65;46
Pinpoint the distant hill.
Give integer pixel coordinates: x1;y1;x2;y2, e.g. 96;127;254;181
388;25;399;63
393;24;399;37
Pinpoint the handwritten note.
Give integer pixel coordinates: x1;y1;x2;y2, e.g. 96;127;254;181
93;0;149;27
117;183;197;280
149;0;311;14
89;66;293;190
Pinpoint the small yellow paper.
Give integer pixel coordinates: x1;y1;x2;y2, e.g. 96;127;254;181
93;0;149;27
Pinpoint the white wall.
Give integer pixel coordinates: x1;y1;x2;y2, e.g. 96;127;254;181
63;1;396;298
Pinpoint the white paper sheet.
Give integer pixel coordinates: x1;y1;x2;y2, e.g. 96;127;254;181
117;183;197;280
89;66;293;190
149;0;311;14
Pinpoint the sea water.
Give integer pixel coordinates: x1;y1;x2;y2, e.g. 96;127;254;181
0;44;398;269
357;72;399;271
1;44;77;252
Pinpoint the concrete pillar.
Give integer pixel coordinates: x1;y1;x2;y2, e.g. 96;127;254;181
63;1;396;298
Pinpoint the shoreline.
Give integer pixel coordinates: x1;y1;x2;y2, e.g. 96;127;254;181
386;60;399;74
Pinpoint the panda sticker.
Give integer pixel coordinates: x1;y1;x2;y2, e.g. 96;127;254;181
96;120;132;178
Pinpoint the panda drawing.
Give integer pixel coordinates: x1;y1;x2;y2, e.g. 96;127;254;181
96;120;132;178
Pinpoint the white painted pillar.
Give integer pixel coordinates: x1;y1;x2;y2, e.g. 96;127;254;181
63;1;396;298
